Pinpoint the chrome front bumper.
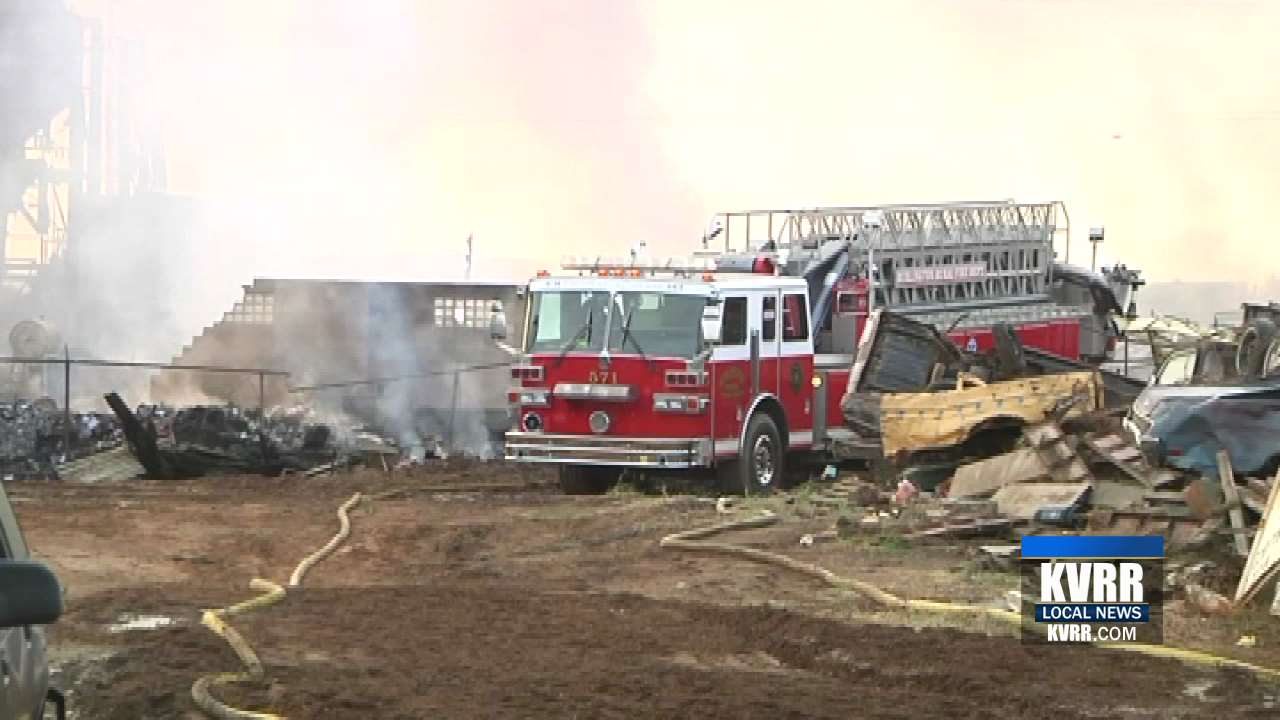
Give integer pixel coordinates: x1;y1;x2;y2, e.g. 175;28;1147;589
504;432;712;468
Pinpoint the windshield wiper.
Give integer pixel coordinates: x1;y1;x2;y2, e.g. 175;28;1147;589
617;306;647;361
554;311;594;367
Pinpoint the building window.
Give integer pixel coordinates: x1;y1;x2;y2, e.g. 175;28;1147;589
433;296;491;328
227;292;274;324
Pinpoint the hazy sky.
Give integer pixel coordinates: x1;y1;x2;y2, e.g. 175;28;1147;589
73;0;1280;296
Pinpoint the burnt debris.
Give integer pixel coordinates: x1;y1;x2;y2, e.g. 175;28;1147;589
0;399;123;480
104;392;351;479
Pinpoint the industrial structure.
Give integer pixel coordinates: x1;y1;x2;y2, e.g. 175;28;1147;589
151;278;525;454
1;0;176;400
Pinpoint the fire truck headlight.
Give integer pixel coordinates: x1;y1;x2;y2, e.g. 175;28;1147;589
589;410;611;434
522;412;544;432
518;389;550;407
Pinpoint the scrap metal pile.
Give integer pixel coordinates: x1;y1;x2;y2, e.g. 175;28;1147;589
0;399;123;479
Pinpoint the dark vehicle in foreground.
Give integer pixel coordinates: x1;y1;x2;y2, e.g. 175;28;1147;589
0;480;66;719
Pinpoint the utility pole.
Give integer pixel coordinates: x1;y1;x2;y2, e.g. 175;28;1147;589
465;234;473;280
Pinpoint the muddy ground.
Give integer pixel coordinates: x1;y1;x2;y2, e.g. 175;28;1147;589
8;461;1280;718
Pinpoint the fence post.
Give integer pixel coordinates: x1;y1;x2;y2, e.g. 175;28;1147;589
448;369;460;449
62;346;71;462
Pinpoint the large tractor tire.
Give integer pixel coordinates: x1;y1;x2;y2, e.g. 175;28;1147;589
1236;318;1278;380
1262;337;1280;380
558;465;618;495
716;413;784;496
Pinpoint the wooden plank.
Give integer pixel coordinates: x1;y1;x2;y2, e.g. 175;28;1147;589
1091;434;1123;450
992;482;1090;521
1109;506;1195;520
1241;485;1269;516
1080;434;1149;485
949;447;1048;499
1235;468;1280;605
1217;450;1250;557
906;518;1013;540
1143;491;1188;504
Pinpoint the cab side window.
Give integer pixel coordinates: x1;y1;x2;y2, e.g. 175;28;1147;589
721;296;747;345
783;293;808;341
762;296;777;342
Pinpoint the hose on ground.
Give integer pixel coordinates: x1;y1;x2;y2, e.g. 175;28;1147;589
192;492;366;719
661;509;1280;682
289;493;364;587
190;579;286;720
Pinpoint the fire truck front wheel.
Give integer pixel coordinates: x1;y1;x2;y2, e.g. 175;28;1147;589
558;465;618;495
718;413;784;496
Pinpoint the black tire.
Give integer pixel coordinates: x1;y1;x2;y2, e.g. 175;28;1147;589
717;413;784;496
1236;318;1277;379
558;465;618;495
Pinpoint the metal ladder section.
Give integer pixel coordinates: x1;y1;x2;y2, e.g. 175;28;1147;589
704;200;1069;310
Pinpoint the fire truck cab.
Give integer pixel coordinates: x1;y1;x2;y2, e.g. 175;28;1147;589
503;265;818;494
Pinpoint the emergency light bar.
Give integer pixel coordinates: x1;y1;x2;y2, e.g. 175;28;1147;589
561;255;716;277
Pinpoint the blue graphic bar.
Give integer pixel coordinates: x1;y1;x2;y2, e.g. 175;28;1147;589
1035;603;1151;623
1022;535;1164;559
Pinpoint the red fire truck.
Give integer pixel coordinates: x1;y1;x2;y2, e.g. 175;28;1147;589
498;201;1139;493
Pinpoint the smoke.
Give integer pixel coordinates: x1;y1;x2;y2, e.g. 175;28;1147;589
4;0;1277;412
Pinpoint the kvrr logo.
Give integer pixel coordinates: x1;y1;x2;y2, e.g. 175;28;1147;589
1040;561;1144;605
1021;536;1163;645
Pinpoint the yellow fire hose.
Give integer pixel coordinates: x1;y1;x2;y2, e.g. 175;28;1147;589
192;492;365;719
661;509;1280;682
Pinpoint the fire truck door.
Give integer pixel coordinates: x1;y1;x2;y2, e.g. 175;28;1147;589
756;291;782;399
779;291;814;444
711;295;750;457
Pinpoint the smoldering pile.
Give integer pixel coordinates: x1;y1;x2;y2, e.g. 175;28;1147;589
104;392;445;480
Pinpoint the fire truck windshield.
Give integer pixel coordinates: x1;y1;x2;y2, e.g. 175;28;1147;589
607;291;703;359
526;290;704;359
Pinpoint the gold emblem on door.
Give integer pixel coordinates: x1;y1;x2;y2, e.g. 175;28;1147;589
719;366;746;399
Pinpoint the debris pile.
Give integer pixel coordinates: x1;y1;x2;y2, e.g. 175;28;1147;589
790;304;1280;616
104;393;433;480
0;399;123;479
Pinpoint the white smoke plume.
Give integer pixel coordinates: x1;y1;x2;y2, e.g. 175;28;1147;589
6;0;1279;412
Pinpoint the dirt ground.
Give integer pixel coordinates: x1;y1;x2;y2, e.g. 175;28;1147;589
8;461;1280;718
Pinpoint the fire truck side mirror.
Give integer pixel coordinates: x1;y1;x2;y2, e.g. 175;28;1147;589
702;314;723;346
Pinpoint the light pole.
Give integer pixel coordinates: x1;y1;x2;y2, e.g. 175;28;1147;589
1089;226;1104;273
